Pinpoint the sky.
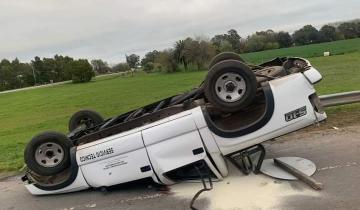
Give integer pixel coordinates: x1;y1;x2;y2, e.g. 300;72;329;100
0;0;359;64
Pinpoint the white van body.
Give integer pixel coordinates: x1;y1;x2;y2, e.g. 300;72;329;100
24;62;326;195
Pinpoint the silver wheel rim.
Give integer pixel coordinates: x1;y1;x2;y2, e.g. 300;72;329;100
215;72;246;102
35;142;64;167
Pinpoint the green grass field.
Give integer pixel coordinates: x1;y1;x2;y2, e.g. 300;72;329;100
0;40;359;172
241;38;360;64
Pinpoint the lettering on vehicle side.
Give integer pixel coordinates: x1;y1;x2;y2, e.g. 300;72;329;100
285;106;307;122
79;147;114;163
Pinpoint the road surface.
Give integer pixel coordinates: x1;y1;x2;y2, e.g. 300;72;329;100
1;124;359;210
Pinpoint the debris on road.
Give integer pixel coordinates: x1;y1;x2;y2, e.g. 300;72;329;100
260;157;316;180
317;162;358;171
1;125;360;210
85;203;97;208
274;158;323;190
171;162;319;210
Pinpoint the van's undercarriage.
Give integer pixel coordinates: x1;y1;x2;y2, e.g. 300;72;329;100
70;57;309;146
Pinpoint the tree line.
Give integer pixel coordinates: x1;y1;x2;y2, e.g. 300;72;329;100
0;20;359;91
0;56;133;91
139;20;360;73
0;56;95;91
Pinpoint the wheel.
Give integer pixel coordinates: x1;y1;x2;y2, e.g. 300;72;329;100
24;131;73;176
68;109;104;131
204;60;257;112
208;52;245;69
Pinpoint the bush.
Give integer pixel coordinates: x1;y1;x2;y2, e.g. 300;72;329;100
65;59;95;83
112;62;130;73
153;63;163;72
244;35;267;52
143;62;154;72
154;50;178;73
264;42;280;50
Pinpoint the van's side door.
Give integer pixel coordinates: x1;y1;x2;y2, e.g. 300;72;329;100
77;132;154;187
142;114;206;184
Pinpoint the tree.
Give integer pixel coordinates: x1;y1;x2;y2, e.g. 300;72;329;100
292;25;321;45
143;62;154;72
0;59;14;90
30;55;74;84
154;50;178;73
319;25;337;42
173;40;189;70
31;56;48;84
42;57;57;82
65;59;94;83
0;58;34;90
225;29;242;53
11;59;34;88
0;54;98;89
276;31;293;48
256;30;277;43
211;29;243;53
338;22;359;39
219;40;233;52
112;62;130;72
244;35;267;52
183;38;201;69
91;59;110;75
179;38;216;70
211;34;225;47
53;55;73;81
198;40;216;69
126;54;140;69
244;31;281;52
264;42;279;50
140;50;160;66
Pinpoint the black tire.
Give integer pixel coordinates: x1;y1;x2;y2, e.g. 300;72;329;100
204;60;257;112
24;131;73;176
208;52;245;69
68;109;104;131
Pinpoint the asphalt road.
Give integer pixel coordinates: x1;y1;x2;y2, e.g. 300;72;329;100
1;125;359;210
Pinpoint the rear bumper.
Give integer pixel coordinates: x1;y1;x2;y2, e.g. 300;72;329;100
309;93;327;121
201;72;327;155
22;147;90;195
24;168;89;195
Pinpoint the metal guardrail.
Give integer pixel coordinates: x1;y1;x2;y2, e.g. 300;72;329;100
320;91;360;107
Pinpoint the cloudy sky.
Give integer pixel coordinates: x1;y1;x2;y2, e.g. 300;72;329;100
0;0;358;63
